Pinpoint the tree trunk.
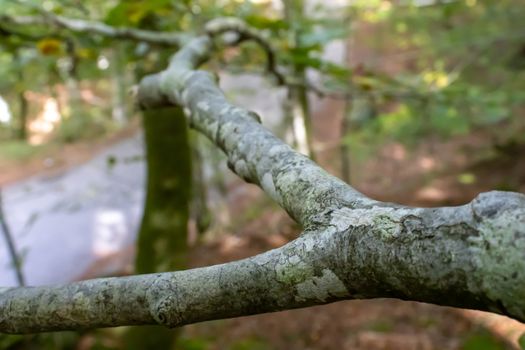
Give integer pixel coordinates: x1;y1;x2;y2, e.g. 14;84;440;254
340;97;352;184
125;107;191;350
110;44;129;126
15;51;28;141
135;106;191;274
283;0;315;159
17;88;28;141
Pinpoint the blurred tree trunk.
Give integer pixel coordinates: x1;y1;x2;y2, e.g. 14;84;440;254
283;0;315;160
340;98;352;184
126;106;191;350
110;44;129;126
340;13;353;184
57;39;87;142
16;87;28;141
135;106;191;273
15;51;28;141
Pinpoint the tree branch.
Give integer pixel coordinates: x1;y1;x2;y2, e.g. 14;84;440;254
0;13;189;47
205;17;286;85
137;28;525;324
0;189;25;287
0;18;524;335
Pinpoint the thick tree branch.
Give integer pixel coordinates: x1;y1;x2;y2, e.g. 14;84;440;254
134;28;525;324
1;18;524;335
0;229;354;333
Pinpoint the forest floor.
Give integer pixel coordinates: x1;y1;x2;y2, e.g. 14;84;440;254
1;118;524;349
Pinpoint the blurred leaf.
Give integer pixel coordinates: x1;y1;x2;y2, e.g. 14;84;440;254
366;319;394;333
36;38;63;56
230;337;271;350
458;173;476;185
176;336;210;350
461;332;506;350
429;105;470;136
245;15;287;30
299;27;348;48
105;0;171;26
518;332;525;350
0;334;25;348
281;52;350;77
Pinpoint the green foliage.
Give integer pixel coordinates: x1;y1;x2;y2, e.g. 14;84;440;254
344;0;525;148
0;334;25;349
0;140;47;161
230;337;271;350
519;333;525;350
175;336;212;350
57;113;107;143
461;329;506;350
104;0;173;27
366;319;394;333
0;332;80;350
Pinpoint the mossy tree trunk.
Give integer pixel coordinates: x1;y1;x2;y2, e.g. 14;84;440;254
16;86;28;141
125;107;191;350
14;51;28;141
135;106;191;273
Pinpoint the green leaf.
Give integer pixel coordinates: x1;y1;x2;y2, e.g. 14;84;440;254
299;27;348;48
281;52;350;77
518;333;525;350
461;330;506;350
245;15;287;30
0;334;25;348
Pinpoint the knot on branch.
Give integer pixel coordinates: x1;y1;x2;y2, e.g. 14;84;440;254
146;275;182;328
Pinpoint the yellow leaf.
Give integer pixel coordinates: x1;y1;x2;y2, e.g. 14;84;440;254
37;38;63;56
76;48;93;59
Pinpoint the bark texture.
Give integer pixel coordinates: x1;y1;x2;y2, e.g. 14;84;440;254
0;19;524;334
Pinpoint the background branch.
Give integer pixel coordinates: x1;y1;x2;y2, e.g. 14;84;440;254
0;189;25;287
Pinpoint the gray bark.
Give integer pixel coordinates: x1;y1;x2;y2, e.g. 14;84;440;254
1;19;524;335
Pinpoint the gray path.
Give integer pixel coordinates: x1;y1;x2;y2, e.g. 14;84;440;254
0;134;146;286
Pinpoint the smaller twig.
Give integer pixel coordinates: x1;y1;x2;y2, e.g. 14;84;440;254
204;18;431;102
205;17;287;85
2;1;189;47
0;188;25;287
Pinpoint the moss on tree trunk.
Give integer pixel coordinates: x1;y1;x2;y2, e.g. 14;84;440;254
136;106;191;272
127;107;191;350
